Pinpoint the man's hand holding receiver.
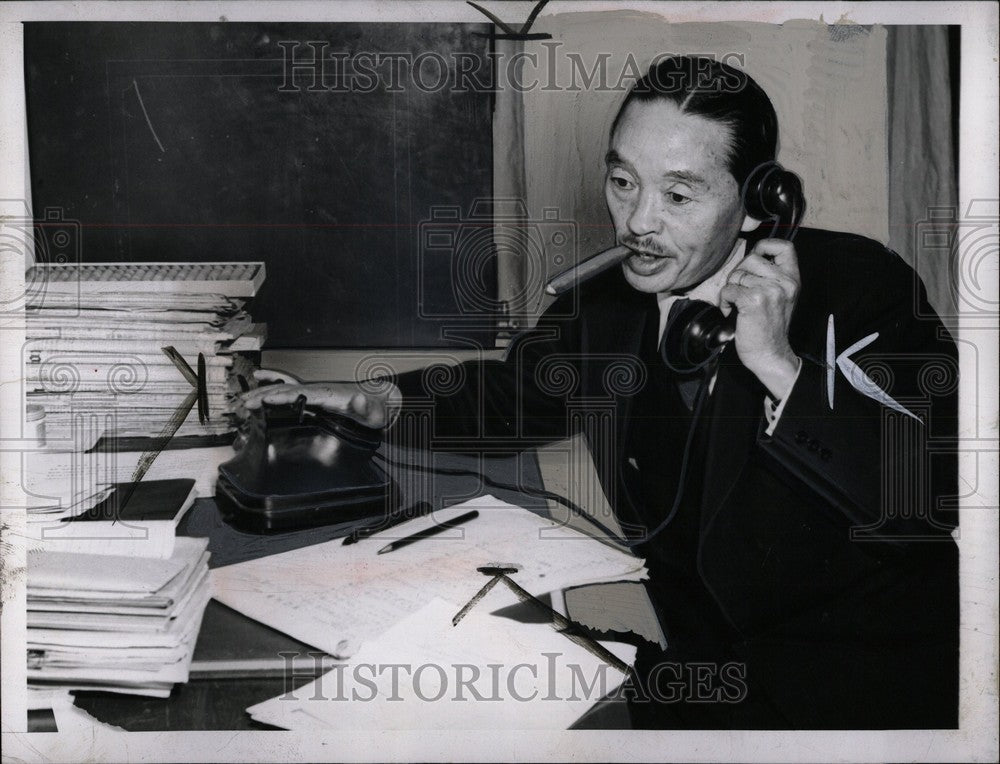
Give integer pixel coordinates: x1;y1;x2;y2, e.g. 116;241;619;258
720;238;802;401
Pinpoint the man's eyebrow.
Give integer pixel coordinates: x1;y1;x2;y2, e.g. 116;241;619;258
604;152;706;187
661;170;706;186
605;150;627;166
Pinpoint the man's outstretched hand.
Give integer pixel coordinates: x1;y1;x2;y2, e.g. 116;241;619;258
232;369;401;430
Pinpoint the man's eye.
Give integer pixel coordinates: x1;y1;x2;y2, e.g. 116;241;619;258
667;191;691;204
610;175;634;190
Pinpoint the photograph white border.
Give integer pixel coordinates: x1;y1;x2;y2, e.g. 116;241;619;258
1;2;996;762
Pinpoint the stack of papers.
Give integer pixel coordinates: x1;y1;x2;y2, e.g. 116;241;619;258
24;261;266;445
26;537;212;697
247;598;637;730
211;495;647;658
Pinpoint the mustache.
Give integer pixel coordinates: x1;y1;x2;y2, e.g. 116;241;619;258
619;235;668;256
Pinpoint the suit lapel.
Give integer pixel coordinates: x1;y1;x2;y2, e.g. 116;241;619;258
699;343;765;536
576;288;654;537
577;278;763;541
611;295;658;459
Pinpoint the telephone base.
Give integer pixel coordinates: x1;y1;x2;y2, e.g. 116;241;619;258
215;471;399;534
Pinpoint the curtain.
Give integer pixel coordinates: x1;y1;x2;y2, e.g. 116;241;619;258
887;26;959;327
495;22;959;331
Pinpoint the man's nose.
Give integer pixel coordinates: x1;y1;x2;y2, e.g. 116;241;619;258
626;190;660;237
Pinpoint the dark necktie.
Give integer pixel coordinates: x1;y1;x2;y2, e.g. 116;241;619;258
660;297;703;410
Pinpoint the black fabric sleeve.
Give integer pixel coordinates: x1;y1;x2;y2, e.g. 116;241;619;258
388;294;585;451
758;254;958;538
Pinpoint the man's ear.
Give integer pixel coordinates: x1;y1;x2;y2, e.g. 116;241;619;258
740;214;762;233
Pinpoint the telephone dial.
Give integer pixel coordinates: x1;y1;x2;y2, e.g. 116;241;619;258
660;160;806;373
216;388;397;532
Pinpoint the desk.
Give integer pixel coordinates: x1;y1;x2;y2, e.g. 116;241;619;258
52;448;639;731
71;600;328;731
70;598;630;730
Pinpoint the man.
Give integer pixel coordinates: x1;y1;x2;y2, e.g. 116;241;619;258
244;57;958;729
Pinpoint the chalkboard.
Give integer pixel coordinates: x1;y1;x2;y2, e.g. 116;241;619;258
24;22;495;348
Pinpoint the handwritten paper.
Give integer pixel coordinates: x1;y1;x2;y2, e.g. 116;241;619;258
211;495;646;658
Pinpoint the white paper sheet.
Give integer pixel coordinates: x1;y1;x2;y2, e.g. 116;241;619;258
25;519;177;559
28;548;185;593
247;597;636;731
211;495;646;658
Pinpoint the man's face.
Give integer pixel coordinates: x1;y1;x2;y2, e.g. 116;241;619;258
605;99;758;294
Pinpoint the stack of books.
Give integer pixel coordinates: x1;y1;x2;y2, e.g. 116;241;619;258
27;536;211;697
24;261;266;448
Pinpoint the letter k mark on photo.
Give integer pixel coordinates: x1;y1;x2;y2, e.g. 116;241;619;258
826;314;919;421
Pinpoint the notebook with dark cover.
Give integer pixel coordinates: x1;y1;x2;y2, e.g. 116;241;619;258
69;479;197;524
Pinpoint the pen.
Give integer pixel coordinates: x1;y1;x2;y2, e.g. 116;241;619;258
544;245;631;296
342;501;433;545
376;510;479;555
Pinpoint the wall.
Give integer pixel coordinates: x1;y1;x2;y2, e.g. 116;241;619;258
508;12;889;321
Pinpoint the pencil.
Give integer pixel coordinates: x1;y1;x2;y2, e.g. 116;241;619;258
342;501;433;545
376;510;480;555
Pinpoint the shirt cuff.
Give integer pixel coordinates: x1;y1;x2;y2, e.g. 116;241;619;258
763;357;802;436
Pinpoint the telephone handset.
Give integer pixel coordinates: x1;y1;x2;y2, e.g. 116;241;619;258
660;161;806;374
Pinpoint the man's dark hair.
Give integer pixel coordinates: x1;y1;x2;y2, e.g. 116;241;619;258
611;56;779;188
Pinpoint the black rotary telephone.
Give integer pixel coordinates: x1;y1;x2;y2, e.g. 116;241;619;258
216;390;398;532
660;161;806;374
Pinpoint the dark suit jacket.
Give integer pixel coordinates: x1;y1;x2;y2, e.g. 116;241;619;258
394;227;959;728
